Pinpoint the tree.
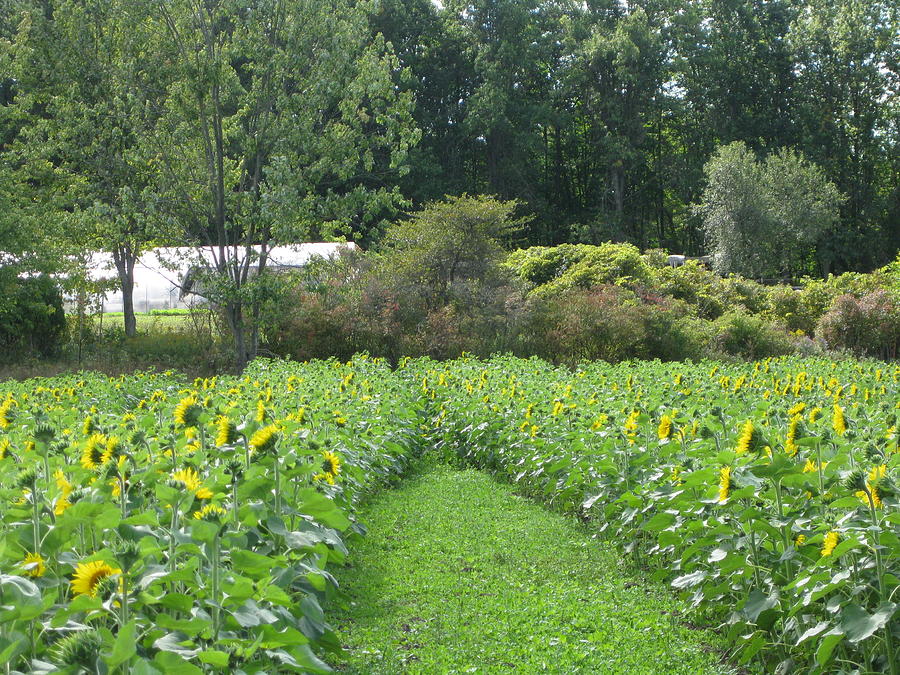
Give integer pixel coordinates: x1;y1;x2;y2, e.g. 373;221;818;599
5;0;173;336
696;141;843;279
379;194;527;307
145;0;418;369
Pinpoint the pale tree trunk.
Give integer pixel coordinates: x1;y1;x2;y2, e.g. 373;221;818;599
112;245;138;337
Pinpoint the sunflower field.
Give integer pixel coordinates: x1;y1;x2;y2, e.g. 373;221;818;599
0;354;897;673
416;356;899;674
0;356;423;673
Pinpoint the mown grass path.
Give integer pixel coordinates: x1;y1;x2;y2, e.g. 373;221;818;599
331;462;739;674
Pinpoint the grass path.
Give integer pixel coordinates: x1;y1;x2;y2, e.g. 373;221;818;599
330;462;738;674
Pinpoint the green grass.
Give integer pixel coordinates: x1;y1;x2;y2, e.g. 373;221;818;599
331;462;740;674
99;310;201;331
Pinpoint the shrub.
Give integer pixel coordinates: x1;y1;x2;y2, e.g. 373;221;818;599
0;274;67;359
711;311;793;359
816;291;900;358
505;242;652;297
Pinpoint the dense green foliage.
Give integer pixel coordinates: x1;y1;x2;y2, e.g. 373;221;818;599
413;355;899;673
0;273;66;359
0;357;423;672
269;225;900;364
373;0;899;270
1;355;896;672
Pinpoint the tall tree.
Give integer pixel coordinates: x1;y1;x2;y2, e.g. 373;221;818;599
789;0;899;273
697;141;843;279
148;0;418;369
6;0;173;335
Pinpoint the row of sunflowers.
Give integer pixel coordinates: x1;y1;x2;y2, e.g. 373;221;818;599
0;356;423;673
414;355;898;674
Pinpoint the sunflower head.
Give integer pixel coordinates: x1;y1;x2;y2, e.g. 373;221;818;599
249;425;279;455
170;467;212;499
321;450;342;478
657;415;673;441
70;559;121;597
832;404;847;436
81;433;107;470
51;629;103;668
821;531;839;557
101;436;123;465
174;395;202;428
16;467;37;489
225;459;244;482
82;416;96;436
193;502;227;522
21;552;45;578
216;416;238;447
34;424;56;445
736;420;759;454
717;465;731;503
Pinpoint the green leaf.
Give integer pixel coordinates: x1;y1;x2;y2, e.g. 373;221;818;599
153;651;203;674
198;650;230;667
295;489;351;531
840;602;897;644
230;550;278;579
642;512;675;532
105;619;137;668
815;629;844;666
671;570;706;589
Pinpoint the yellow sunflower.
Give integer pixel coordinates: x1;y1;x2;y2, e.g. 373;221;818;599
22;552;45;578
821;531;839;557
321;450;342;479
657;415;673;441
171;467;213;500
174;395;201;428
248;425;279;454
215;416;238;447
71;560;121;597
717;466;731;503
80;433;107;470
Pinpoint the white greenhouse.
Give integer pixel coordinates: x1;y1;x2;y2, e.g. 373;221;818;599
80;242;358;313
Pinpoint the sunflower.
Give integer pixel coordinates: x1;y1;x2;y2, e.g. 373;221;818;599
215;416;238;447
70;560;121;597
100;436;122;465
174;395;201;428
22;552;45;578
82;416;96;436
54;470;74;516
193;503;227;520
80;433;107;470
736;420;757;454
785;416;801;456
856;464;886;509
821;531;839;557
248;425;279;454
717;466;731;503
170;467;213;500
623;411;640;445
832;404;847;436
657;415;673;441
321;450;342;479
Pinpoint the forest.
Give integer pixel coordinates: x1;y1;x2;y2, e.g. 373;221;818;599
1;0;898;279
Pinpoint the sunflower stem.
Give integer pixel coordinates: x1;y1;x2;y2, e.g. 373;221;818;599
31;483;41;555
274;456;282;518
210;535;221;640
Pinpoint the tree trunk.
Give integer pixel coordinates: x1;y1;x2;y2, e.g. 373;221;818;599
225;301;249;371
112;245;138;337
